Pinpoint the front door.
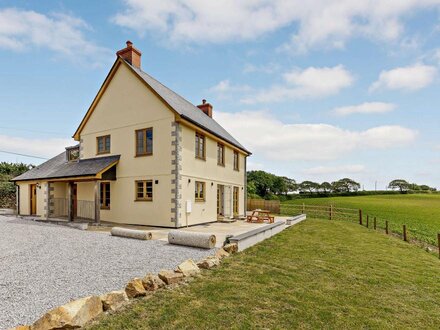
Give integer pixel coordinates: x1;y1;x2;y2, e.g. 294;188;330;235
30;184;37;215
72;183;78;218
217;184;224;216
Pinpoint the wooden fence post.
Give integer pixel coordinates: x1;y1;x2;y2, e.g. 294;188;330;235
329;205;333;220
302;203;305;214
403;225;408;242
438;233;440;259
359;209;362;225
385;221;389;235
373;217;376;230
366;215;369;228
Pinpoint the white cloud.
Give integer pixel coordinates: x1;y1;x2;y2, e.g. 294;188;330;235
209;80;252;94
241;65;353;104
214;110;417;161
303;164;366;175
332;102;396;116
0;135;73;160
247;161;265;170
370;64;437;92
0;8;110;66
113;0;440;51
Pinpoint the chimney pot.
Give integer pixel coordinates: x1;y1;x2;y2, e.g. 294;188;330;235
116;41;142;68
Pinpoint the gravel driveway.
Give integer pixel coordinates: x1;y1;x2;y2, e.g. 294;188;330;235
0;215;215;329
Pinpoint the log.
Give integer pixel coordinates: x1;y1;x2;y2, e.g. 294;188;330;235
111;227;152;240
168;230;216;249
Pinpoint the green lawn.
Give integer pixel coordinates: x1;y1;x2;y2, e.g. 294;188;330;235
282;194;440;245
88;219;440;330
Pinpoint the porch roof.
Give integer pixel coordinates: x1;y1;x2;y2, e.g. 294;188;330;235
11;153;120;182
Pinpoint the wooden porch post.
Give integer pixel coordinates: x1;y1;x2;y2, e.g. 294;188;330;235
94;181;101;224
67;182;74;222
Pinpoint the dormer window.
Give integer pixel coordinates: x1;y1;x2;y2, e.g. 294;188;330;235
66;146;79;161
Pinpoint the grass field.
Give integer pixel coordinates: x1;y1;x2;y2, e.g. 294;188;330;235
281;194;440;245
88;220;440;330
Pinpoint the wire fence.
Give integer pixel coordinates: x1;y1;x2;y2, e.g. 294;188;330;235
280;203;440;259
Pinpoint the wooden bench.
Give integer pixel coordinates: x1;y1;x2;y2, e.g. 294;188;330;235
246;209;274;223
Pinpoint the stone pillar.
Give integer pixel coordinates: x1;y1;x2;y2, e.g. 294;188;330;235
45;182;50;220
244;156;247;217
229;185;234;219
94;181;101;224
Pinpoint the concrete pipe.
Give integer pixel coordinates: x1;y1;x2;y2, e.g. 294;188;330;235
168;230;216;249
110;227;153;240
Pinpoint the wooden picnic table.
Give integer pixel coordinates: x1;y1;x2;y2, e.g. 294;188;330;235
246;209;274;223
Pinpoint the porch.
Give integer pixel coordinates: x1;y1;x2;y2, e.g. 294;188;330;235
48;181;104;223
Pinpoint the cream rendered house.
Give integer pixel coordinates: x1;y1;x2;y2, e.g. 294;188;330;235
12;42;251;228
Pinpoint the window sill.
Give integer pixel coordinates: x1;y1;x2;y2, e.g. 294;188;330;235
100;207;110;210
135;199;153;202
97;151;110;155
217;163;225;167
135;153;153;158
234;169;240;172
195;199;206;203
195;156;206;161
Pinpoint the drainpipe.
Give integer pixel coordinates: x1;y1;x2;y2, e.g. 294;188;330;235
15;183;19;215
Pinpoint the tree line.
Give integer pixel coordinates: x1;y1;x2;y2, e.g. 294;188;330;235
0;162;34;208
388;179;436;193
247;170;437;200
247;170;361;199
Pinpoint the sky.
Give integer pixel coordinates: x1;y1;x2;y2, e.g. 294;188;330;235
0;0;439;190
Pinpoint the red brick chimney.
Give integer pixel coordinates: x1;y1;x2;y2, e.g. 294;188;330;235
197;99;213;117
116;41;142;68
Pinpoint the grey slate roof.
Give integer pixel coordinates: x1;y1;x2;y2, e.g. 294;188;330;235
126;60;251;154
12;154;120;181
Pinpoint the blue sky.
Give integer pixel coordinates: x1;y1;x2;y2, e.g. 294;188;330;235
0;0;439;189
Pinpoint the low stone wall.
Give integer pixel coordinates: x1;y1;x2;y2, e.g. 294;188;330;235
229;215;307;251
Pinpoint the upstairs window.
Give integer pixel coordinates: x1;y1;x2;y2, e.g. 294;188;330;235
195;132;205;159
195;181;205;202
217;143;225;166
136;180;153;201
97;135;111;154
136;128;153;156
233;151;239;171
100;182;110;209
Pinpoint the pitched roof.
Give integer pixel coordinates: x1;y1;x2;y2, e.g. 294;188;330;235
125;60;250;154
12;154;120;181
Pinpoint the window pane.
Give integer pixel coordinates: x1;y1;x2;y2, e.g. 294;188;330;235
146;129;153;153
98;138;104;152
105;137;110;151
146;181;152;192
137;182;144;193
136;131;144;154
195;135;199;156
